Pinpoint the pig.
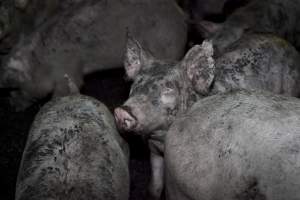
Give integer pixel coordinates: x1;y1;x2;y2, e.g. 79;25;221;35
114;34;300;199
0;0;187;110
196;0;300;54
15;75;130;200
165;90;300;200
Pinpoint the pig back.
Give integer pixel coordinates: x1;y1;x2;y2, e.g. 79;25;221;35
15;95;129;200
165;90;300;200
213;34;300;97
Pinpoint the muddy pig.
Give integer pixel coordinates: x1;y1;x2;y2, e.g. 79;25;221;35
165;90;300;200
15;76;129;200
0;0;187;110
196;0;300;54
114;34;300;199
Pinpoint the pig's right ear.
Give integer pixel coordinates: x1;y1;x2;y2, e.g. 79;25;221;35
182;40;215;95
124;36;152;80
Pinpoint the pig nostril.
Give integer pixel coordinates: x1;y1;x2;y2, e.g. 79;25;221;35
114;107;137;130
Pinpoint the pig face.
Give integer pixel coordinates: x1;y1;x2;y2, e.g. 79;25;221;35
0;34;52;110
2;50;32;88
115;37;215;135
114;37;181;134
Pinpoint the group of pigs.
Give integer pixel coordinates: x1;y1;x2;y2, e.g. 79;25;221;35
1;0;300;200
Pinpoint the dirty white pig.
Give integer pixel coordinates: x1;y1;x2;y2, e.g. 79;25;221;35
15;76;129;200
165;90;300;200
114;34;300;199
0;0;187;110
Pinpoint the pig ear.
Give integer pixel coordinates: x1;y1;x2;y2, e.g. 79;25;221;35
182;40;215;95
124;35;153;80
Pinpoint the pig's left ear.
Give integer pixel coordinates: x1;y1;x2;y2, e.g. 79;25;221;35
124;34;153;80
182;40;215;95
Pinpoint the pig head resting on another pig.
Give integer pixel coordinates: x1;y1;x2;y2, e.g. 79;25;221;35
165;90;300;200
0;0;187;110
16;76;129;200
114;34;300;199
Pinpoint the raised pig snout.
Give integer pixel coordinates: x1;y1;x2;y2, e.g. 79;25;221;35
114;106;137;131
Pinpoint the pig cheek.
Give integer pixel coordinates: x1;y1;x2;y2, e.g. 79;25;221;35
134;103;163;132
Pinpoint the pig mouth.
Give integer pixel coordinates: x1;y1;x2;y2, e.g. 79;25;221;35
114;106;138;132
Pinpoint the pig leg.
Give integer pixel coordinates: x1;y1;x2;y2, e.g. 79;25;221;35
148;152;164;200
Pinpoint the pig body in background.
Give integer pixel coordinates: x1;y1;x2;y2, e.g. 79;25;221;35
184;0;248;20
114;34;300;199
0;0;85;53
201;0;300;54
0;0;60;52
16;88;129;200
14;0;86;33
165;90;300;200
1;0;187;110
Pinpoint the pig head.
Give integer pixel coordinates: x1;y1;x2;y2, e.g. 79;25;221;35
114;37;215;135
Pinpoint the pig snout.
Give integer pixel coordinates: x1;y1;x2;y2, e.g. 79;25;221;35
114;106;137;131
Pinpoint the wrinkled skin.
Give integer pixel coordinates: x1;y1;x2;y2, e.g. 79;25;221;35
1;0;187;110
16;93;129;200
114;34;300;199
198;0;300;54
165;90;300;200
